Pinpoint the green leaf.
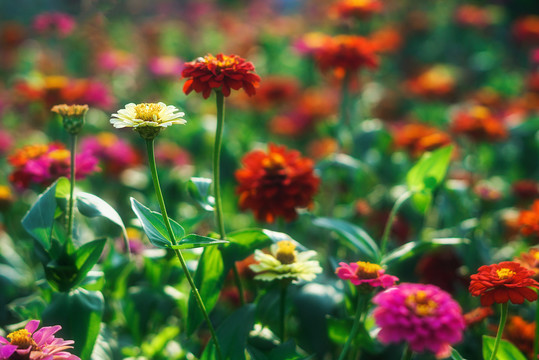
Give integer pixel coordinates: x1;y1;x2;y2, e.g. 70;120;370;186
312;217;379;261
187;177;214;211
22;178;69;250
382;238;469;265
71;238;107;288
201;304;255;360
187;245;225;335
76;192;129;249
482;335;527;360
222;228;275;265
169;234;228;250
130;197;185;248
451;347;467;360
268;340;304;360
42;288;104;360
406;146;453;193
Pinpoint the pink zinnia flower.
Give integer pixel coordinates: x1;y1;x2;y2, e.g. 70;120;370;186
336;261;398;289
0;320;80;359
97;49;138;73
373;283;465;359
33;12;75;37
148;56;184;77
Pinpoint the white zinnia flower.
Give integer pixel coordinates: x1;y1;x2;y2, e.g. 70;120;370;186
249;240;322;282
110;102;186;129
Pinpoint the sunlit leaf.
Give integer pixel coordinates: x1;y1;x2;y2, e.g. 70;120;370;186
187;177;214;211
169;234;228;250
382;238;469;265
482;335;526;360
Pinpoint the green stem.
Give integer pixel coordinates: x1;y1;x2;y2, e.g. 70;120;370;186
145;139;223;360
401;344;414;360
338;294;367;360
489;302;509;360
380;190;412;257
67;134;77;239
214;91;246;306
280;281;288;342
535;295;539;360
337;70;351;151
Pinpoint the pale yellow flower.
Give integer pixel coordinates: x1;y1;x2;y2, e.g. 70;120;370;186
250;240;322;282
110;102;186;129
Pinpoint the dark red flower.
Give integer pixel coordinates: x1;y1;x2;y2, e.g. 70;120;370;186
314;35;379;74
182;53;260;99
469;261;539;306
235;144;320;223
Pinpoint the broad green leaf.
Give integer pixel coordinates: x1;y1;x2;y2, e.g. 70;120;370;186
72;238;107;289
76;192;129;249
312;217;379;261
482;335;527;360
187;245;225;335
406;146;453;193
201;304;255;360
130;197;185;248
268;340;304;360
42;288;104;360
382;238;469;265
451;347;467;360
169;234;228;250
222;228;275;265
187;177;214;211
22;178;69;250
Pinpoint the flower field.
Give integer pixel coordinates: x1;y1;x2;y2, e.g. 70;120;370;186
1;0;539;359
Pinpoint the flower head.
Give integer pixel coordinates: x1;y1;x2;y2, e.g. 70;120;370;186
373;283;465;359
182;53;260;99
33;12;75;37
463;306;494;327
469;261;539;306
450;105;507;142
515;248;539;280
392;123;453;157
329;0;383;20
0;320;80;360
518;199;539;237
502;316;535;359
336;261;398;290
110;102;186;140
235;144;320;223
148;56;184;78
406;65;456;99
314;35;378;74
51;104;89;134
249;240;322;282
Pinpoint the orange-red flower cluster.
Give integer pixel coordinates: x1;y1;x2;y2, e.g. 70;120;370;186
329;0;383;21
235;144;320;223
370;26;403;54
392;123;453;157
518;200;539;238
469;261;539;306
502;316;535;360
406;65;456;99
463;306;493;327
515;248;539;280
182;53;260;99
454;5;495;28
513;15;539;44
313;35;379;74
450;105;508;142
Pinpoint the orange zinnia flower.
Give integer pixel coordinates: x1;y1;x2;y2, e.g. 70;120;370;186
314;35;378;74
392;123;453;157
329;0;383;20
182;53;260;99
406;65;456;99
469;261;539;306
235;144;320;223
503;316;535;359
518;200;539;238
515;248;539;280
450;105;508;142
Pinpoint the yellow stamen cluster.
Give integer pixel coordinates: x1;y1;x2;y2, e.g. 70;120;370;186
201;54;238;68
134;103;165;122
51;104;89;117
276;240;297;264
7;329;38;349
262;153;286;171
356;261;382;279
496;268;516;280
97;133;118;147
470;106;490;120
406;290;438;317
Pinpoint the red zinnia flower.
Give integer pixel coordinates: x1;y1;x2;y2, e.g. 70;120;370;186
392;123;453;157
469;261;539;306
329;0;383;21
450;105;507;142
182;53;260;99
235;144;320;223
406;65;456;99
518;199;539;237
314;35;378;74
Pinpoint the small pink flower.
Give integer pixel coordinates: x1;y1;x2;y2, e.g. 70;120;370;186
373;283;465;359
97;50;138;73
0;320;80;360
33;12;75;37
148;56;184;77
336;261;398;288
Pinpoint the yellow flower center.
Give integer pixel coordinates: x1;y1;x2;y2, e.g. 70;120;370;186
497;268;516;280
0;185;13;200
48;149;70;161
471;106;490;120
202;54;238;69
262;153;285;171
533;251;539;261
405;290;438;317
275;240;297;264
134;103;164;122
7;329;38;349
355;261;382;279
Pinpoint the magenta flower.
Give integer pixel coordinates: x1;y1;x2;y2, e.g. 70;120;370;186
33;12;75;37
148;56;184;77
372;283;465;358
336;261;398;288
0;320;80;360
